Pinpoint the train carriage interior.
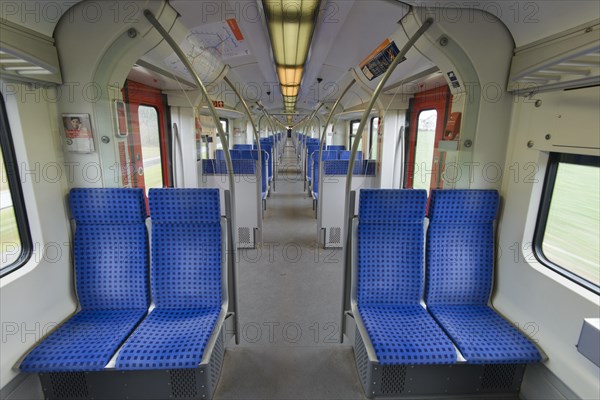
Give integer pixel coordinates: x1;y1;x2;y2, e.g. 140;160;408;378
0;0;599;399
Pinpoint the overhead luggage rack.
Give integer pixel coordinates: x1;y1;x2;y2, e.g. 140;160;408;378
508;21;599;93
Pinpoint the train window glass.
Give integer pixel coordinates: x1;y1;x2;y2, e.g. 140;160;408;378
349;119;362;150
0;96;31;275
535;153;600;293
412;109;437;194
216;118;229;151
138;105;163;194
369;117;379;160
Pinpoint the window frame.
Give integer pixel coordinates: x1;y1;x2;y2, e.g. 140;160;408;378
0;95;32;277
533;152;600;294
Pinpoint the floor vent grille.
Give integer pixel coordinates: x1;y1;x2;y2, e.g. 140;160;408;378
381;365;407;394
170;369;198;398
481;364;517;390
49;372;88;398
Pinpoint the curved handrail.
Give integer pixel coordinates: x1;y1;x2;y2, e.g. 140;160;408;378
144;9;240;343
339;17;435;342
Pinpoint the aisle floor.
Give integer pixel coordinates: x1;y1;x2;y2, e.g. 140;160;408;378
214;140;365;399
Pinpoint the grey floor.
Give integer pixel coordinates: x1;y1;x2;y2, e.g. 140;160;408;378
214;140;365;399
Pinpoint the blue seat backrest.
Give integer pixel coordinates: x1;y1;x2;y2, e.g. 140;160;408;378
323;160;362;175
340;150;363;161
357;190;427;306
149;189;222;309
425;190;499;305
240;150;254;159
322;150;339;160
202;159;216;174
215;159;257;175
313;158;320;193
242;150;268;192
216;149;241;160
233;144;253;150
327;145;345;151
307;146;319;177
70;188;149;310
363;160;377;176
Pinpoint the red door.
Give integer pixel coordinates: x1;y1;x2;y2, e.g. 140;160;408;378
404;86;451;192
122;80;171;193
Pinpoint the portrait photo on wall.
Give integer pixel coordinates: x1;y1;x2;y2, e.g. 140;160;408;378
62;113;95;153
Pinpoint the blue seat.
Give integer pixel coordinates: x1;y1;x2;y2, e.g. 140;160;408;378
356;190;457;365
116;189;223;370
202;159;216;174
215;159;256;175
322;160;361;175
363;160;377;176
241;150;269;198
425;190;541;364
20;189;149;372
216;149;241;160
339;150;362;160
327;145;345;151
231;149;242;159
233;144;253;150
306;146;319;181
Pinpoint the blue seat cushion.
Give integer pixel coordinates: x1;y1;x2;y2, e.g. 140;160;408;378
115;307;220;370
358;305;457;365
428;305;541;364
20;309;146;372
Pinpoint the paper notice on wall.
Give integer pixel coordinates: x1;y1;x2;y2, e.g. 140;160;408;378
359;39;405;81
62;114;95;153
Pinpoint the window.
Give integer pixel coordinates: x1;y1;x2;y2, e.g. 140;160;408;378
216;118;229;151
535;153;600;293
0;95;32;276
412;109;437;194
349;119;362;150
369;117;379;160
138;105;164;194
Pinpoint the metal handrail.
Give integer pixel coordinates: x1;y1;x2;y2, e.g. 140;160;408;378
144;9;240;343
339;17;435;342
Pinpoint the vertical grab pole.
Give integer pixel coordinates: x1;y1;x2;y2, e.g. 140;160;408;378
172;123;179;187
339;18;434;342
261;110;279;190
303;106;323;188
315;79;356;243
144;10;241;344
222;76;264;240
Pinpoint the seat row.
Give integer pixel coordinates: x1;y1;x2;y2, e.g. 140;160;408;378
20;188;227;373
353;189;542;366
210;149;270;199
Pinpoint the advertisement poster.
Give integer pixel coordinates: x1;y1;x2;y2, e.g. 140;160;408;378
62;113;95;153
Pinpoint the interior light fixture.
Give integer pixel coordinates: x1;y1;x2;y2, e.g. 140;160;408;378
263;0;321;113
